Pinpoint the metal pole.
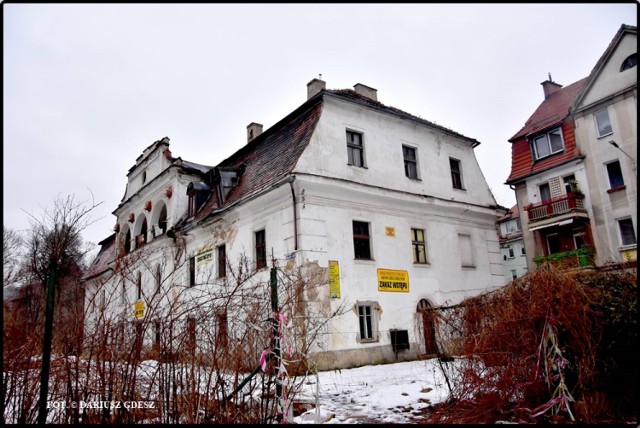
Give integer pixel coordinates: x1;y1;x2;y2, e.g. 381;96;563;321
37;264;57;424
270;267;282;422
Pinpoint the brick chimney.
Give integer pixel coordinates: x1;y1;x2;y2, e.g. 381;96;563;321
307;77;326;100
247;122;263;143
353;83;378;101
541;73;563;100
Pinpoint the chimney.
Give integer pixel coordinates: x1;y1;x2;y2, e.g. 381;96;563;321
541;73;563;100
247;122;263;143
307;77;326;100
353;83;378;101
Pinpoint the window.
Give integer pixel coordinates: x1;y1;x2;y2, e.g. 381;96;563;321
356;302;378;342
511;270;518;280
124;230;131;255
99;290;106;310
403;145;418;179
618;218;636;246
539;183;552;202
217;244;227;278
136;272;142;300
411;228;427;264
255;229;266;269
189;256;196;287
121;281;126;304
141;170;147;184
594;108;613;137
532;128;564;160
353;221;371;260
188;192;197;217
154;320;162;347
521;245;526;256
508;247;515;258
155;264;162;294
563;174;579;194
458;234;475;268
449;158;463;189
346;130;365;167
620;53;637;71
606;160;625;189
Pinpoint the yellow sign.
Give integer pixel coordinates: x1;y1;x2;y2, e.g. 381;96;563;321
329;260;341;298
134;301;145;319
621;248;637;262
196;249;213;266
377;269;409;292
385;227;395;237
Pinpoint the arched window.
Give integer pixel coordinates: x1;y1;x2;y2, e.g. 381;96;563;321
124;229;131;255
620;53;637;71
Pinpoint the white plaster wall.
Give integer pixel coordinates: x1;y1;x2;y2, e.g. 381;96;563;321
295;96;498;207
580;34;637;108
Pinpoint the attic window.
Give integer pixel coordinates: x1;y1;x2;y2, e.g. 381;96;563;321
142;170;147;184
531;128;564;160
188;191;197;218
620;53;637;72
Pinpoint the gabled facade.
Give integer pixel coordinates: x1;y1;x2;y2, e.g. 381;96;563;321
571;24;637;267
506;24;637;272
506;76;594;271
497;205;528;281
84;78;506;370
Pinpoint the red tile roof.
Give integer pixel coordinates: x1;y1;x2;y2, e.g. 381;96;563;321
506;78;587;184
509;78;587;142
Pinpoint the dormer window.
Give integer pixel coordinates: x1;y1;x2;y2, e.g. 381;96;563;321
620;53;637;72
188;191;197;218
531;128;564;161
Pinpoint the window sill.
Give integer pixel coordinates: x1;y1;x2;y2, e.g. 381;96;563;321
413;262;430;267
596;131;613;139
357;338;379;344
607;185;626;193
347;164;368;169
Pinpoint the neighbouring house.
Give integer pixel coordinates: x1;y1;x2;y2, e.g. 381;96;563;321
505;74;593;271
497;205;528;281
83;78;507;371
505;24;637;273
570;24;637;268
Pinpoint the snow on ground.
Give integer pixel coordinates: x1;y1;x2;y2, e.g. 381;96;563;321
293;359;452;424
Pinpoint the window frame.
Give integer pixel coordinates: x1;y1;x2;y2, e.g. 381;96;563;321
402;145;419;179
255;229;267;270
539;182;552;202
620;53;637;72
217;244;227;279
449;157;464;190
605;160;625;190
531;128;565;160
187;191;197;218
352;220;372;260
189;256;196;287
136;272;142;300
356;302;379;343
458;233;475;268
617;217;636;246
594;108;613;138
346;130;366;167
411;228;427;264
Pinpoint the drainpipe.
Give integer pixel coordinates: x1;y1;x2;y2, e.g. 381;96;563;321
289;175;298;251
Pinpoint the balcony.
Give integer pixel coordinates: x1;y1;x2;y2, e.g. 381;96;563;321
524;193;587;223
533;247;595;268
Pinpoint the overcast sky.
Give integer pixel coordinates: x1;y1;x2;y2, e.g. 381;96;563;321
3;3;637;254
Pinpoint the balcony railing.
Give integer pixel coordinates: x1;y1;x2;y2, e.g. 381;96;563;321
533;247;595;268
524;193;586;222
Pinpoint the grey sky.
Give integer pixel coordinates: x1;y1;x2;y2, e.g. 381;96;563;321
3;3;637;253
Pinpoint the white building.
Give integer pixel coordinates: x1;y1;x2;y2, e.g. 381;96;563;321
497;205;528;282
571;24;637;266
84;78;506;370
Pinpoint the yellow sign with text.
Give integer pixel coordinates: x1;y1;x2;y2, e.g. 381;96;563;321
329;260;341;298
377;269;409;292
134;301;145;319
